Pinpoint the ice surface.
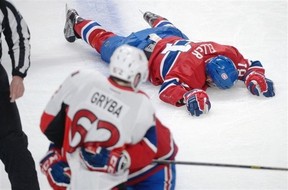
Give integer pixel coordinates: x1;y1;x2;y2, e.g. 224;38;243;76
0;0;287;189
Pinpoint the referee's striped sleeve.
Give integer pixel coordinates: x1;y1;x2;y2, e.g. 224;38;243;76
2;0;31;78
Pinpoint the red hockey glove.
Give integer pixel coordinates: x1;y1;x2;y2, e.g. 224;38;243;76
40;144;71;190
244;71;275;97
183;89;211;116
80;146;130;175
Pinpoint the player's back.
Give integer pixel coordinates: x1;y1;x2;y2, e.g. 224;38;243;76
63;69;155;189
148;37;248;91
67;69;154;147
148;37;206;88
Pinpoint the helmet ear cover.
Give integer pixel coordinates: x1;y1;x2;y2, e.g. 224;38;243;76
206;55;238;89
132;73;142;89
109;45;148;91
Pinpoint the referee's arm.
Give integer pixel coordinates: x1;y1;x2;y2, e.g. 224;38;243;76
2;0;31;78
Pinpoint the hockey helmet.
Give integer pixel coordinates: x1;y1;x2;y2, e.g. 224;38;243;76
109;45;148;91
206;55;238;89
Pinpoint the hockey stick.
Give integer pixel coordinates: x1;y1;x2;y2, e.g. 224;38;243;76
152;160;288;171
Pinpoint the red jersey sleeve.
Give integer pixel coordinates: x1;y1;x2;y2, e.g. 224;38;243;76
125;126;157;172
125;118;178;173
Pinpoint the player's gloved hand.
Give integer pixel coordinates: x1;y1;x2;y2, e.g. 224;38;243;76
80;146;130;175
40;143;71;190
244;71;275;97
183;89;211;116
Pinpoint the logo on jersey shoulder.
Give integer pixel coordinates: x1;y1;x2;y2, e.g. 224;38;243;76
91;90;125;118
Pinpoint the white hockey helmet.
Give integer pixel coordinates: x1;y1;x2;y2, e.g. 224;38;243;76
109;45;148;91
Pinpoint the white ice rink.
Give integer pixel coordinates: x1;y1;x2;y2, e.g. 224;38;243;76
0;0;287;189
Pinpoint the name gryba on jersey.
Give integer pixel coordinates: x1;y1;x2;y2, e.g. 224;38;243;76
90;90;125;118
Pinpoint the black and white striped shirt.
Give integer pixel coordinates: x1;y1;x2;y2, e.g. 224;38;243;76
0;0;30;78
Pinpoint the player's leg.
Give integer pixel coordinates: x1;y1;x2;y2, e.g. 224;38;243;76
0;65;39;190
64;8;159;63
0;131;40;190
64;8;116;53
143;12;175;28
73;20;116;55
64;8;122;63
142;12;189;42
128;164;176;190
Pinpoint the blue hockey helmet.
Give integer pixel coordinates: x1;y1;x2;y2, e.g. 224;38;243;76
206;55;238;89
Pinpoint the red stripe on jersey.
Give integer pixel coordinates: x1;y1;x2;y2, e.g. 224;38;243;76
164;164;172;190
40;112;55;133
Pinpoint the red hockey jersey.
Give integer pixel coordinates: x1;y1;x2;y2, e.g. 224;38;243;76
148;36;250;106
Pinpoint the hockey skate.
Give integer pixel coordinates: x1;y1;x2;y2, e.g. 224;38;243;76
64;6;83;43
143;11;165;27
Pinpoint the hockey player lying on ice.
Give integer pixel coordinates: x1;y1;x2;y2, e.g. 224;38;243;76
63;8;275;117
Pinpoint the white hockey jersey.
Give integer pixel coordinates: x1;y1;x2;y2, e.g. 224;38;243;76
40;69;156;189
